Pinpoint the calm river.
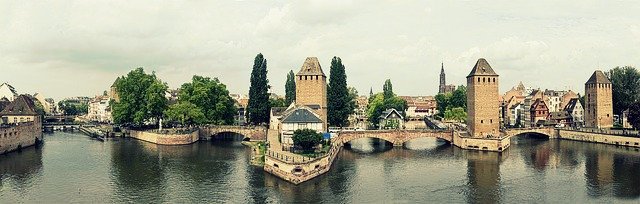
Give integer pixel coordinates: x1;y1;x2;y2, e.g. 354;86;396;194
0;132;638;203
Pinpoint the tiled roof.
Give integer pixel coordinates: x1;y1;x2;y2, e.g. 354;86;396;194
0;95;38;116
585;70;611;84
281;108;322;123
467;58;498;77
563;98;580;112
296;57;326;76
549;111;572;120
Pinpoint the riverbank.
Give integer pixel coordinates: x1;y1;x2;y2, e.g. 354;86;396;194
128;129;199;145
242;141;267;166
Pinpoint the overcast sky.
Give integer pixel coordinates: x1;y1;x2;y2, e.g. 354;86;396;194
2;0;640;101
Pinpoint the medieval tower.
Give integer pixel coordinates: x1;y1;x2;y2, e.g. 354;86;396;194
466;58;500;138
584;70;613;128
295;57;328;131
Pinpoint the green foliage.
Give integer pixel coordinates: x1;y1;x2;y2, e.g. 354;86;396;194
383;79;394;100
269;97;287;108
112;67;168;125
605;66;640;115
164;101;206;125
327;56;354;127
366;92;408;128
177;75;237;125
285;70;296;105
435;85;467;118
292;129;323;151
58;101;88;116
628;101;640;129
247;53;271;125
444;107;467;122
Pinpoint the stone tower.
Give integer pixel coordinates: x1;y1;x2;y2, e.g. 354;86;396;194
439;63;446;94
466;58;500;138
584;70;613;128
295;57;328;131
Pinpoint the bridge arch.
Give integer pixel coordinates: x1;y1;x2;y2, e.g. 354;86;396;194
504;128;556;139
199;126;267;142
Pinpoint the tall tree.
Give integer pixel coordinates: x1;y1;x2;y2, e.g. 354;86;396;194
177;75;237;125
164;101;206;126
327;56;353;127
247;53;271;125
285;70;296;105
628;101;640;129
606;66;640;115
112;67;168;126
366;92;408;128
383;79;394;100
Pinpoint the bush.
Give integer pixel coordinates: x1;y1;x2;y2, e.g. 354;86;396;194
292;129;323;151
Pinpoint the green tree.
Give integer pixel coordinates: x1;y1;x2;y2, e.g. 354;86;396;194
606;66;640;115
327;56;353;127
269;97;287;108
450;85;467;111
444;107;467;122
434;93;451;118
112;67;168;126
285;70;296;105
178;75;237;125
292;129;323;151
247;53;271;125
366;92;408;128
628;101;640;129
164;101;206;125
383;79;394;100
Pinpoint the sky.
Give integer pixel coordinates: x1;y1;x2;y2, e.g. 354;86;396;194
2;0;640;101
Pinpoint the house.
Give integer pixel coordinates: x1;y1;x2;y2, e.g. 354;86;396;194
530;98;549;127
348;96;369;129
0;83;18;102
87;95;112;123
378;108;404;129
508;102;524;127
33;93;55;115
548;111;573;127
269;106;288;130
279;105;324;145
523;89;546;127
0;95;39;124
563;98;584;127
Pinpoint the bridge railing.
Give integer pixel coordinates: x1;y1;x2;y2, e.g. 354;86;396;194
266;144;340;165
557;127;640;138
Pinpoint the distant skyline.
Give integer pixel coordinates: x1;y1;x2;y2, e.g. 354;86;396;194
2;1;640;101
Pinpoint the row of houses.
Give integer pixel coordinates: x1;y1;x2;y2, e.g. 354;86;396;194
502;82;584;128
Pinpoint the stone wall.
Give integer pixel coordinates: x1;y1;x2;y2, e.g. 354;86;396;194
129;129;199;145
467;75;500;138
452;132;510;152
199;126;267;141
264;145;341;185
558;130;640;148
0;122;42;154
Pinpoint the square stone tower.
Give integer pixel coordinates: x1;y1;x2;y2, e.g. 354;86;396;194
584;70;613;128
466;58;500;138
295;57;328;131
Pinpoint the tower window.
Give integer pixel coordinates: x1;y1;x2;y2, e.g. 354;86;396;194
490;119;493;123
481;120;483;123
305;76;307;80
493;78;495;83
477;78;480;82
299;76;302;80
483;78;485;83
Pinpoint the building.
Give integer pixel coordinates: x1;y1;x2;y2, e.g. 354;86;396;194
400;96;437;118
559;90;578;110
543;89;565;112
110;78;120;103
0;95;42;154
466;58;500;138
33;93;55;115
584;70;613;128
622;109;632;129
279;105;324;145
438;63;457;94
378;108;404;129
522;89;546;127
295;57;328;131
0;83;18;102
530;98;549;127
507;102;524;127
548;111;572;127
87;95;112;123
563;98;584;127
348;96;369;129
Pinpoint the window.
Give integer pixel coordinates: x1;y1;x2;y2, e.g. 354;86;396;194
493;78;495;83
490;119;493;123
481;120;483;123
483;78;485;82
477;78;480;82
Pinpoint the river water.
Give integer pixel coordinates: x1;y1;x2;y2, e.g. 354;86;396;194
0;132;638;203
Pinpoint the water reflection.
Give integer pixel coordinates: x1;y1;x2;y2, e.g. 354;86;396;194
1;132;638;203
0;144;43;193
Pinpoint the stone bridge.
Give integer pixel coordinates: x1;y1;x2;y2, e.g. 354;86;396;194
503;127;557;138
199;125;267;141
335;129;454;146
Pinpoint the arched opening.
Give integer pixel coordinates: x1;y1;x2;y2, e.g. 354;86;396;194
344;137;393;153
510;132;550;146
211;132;248;142
404;137;451;151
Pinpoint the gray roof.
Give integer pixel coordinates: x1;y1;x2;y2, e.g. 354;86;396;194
563;98;580;112
585;70;611;84
0;95;38;116
281;108;322;123
270;107;288;117
467;58;498;77
296;57;326;76
549;111;572;120
379;108;404;119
